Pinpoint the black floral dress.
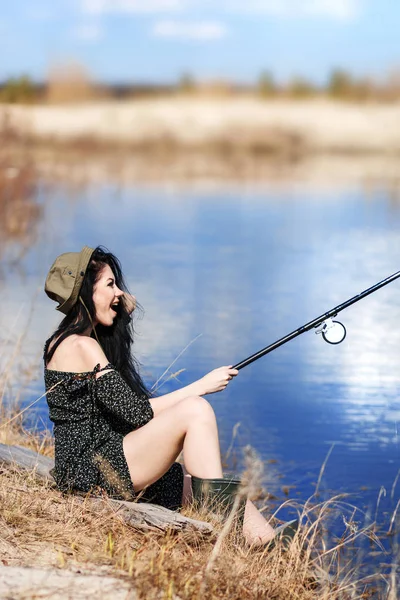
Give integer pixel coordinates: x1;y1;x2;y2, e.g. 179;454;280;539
44;361;183;510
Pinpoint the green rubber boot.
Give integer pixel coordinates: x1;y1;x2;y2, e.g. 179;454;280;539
191;474;245;521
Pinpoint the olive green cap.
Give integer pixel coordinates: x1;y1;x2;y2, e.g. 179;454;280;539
45;246;95;314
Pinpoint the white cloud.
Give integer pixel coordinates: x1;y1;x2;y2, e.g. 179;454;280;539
72;23;103;42
309;0;360;19
152;20;228;40
82;0;184;14
243;0;361;20
80;0;362;20
210;0;361;20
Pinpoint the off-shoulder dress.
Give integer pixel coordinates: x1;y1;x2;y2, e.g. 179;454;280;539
44;359;183;510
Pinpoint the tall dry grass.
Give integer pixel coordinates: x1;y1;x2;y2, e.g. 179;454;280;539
1;400;396;596
0;112;44;268
1;448;396;598
0;313;52;455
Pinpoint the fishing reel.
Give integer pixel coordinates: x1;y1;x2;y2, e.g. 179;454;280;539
233;269;400;370
315;318;346;345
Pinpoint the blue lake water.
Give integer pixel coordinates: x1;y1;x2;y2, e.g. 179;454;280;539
2;177;400;584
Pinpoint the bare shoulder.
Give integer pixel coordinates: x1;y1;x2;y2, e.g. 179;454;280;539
47;334;109;373
71;336;109;370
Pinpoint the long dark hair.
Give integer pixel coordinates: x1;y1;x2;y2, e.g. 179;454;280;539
44;246;149;398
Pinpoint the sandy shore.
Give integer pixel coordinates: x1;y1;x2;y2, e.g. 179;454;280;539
0;566;136;599
3;97;400;154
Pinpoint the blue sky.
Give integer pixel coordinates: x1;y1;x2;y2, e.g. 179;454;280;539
1;0;399;84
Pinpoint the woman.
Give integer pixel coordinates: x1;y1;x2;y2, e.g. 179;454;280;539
44;245;297;545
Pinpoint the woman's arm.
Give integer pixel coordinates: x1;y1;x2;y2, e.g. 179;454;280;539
75;336;238;419
149;366;238;417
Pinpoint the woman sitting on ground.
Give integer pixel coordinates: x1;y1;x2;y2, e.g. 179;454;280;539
44;245;296;545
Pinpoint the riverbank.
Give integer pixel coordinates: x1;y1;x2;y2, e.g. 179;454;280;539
2;98;400;187
0;411;386;599
2;98;400;157
0;451;373;600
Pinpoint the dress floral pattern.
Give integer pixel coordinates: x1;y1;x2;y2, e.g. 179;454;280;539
44;359;183;510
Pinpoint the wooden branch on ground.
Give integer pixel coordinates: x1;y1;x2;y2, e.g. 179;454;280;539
0;443;212;534
92;497;213;532
0;444;55;480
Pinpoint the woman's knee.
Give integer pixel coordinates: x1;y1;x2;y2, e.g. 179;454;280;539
179;395;216;423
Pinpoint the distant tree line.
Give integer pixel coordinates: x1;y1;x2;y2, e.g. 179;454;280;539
256;68;400;101
1;65;400;104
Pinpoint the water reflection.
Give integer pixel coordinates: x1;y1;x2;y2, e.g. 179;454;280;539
0;156;44;273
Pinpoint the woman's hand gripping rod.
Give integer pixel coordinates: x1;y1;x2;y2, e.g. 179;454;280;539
233;269;400;371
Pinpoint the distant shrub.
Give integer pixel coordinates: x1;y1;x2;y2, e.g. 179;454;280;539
380;69;400;102
257;71;276;98
178;72;196;94
327;69;354;99
327;69;386;102
46;62;94;104
287;76;315;98
0;76;36;104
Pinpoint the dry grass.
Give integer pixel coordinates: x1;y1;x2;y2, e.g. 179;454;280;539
0;111;44;269
0;460;365;599
1;405;395;599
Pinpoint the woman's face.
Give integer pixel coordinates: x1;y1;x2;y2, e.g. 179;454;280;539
92;264;124;327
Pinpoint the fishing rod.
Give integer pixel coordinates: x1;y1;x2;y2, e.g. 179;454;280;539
233;269;400;371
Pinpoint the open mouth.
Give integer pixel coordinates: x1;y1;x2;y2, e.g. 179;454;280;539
110;302;119;313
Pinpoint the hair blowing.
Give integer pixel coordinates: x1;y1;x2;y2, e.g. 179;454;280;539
44;247;149;399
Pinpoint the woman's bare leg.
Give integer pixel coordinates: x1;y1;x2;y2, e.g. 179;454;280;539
123;395;275;544
243;500;275;544
123;395;223;491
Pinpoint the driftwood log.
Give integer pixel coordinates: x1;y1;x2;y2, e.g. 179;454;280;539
0;443;212;533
